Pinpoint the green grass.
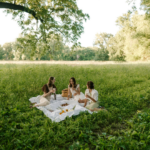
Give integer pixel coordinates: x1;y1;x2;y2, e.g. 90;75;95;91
0;64;150;150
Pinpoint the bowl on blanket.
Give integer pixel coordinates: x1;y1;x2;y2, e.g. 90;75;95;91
62;88;72;98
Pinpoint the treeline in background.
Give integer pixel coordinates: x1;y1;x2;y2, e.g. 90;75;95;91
0;11;150;61
0;42;97;61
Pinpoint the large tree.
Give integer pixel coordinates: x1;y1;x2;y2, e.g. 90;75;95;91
127;0;150;17
94;33;113;60
106;11;150;61
3;42;14;60
0;0;89;55
0;45;4;60
13;33;65;60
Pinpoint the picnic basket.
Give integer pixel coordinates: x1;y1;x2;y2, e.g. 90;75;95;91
62;88;72;98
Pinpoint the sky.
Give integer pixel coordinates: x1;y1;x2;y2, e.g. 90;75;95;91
0;0;142;47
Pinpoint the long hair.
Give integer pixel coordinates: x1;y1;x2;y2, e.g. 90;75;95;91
42;84;49;93
69;77;77;88
87;81;94;89
47;76;57;89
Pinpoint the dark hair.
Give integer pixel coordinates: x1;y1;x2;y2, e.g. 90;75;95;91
42;84;49;93
47;76;57;90
87;81;94;89
69;77;77;88
48;77;55;87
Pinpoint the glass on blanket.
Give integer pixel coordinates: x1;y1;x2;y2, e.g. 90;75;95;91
53;88;56;100
53;88;56;93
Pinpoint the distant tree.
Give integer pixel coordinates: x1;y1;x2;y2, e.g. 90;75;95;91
141;0;150;19
94;49;109;61
78;55;84;60
14;34;65;60
94;33;113;61
13;50;21;60
107;31;126;61
76;54;80;60
3;43;14;60
103;10;150;61
115;12;150;61
127;0;150;18
0;45;4;60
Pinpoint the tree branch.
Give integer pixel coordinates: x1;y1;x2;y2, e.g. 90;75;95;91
0;2;43;23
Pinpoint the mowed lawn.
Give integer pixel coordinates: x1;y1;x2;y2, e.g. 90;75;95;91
1;64;150;150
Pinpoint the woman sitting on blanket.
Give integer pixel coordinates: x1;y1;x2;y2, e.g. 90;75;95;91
67;77;85;104
78;81;100;111
47;76;57;100
31;84;55;108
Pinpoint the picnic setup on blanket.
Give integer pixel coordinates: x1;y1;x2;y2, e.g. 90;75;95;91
29;77;106;122
29;92;92;122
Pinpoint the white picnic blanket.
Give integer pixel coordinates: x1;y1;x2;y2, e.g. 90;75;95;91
29;94;92;122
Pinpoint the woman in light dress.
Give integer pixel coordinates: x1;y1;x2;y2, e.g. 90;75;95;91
47;76;57;100
67;77;85;106
31;84;55;108
31;77;56;108
78;81;100;111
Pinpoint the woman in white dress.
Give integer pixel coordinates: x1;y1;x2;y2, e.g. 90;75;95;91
47;77;57;100
67;77;85;105
31;84;55;108
78;81;99;111
45;77;81;111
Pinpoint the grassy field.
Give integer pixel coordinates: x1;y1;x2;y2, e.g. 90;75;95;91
0;64;150;150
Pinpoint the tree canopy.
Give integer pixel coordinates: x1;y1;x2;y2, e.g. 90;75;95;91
2;0;150;61
0;0;89;55
94;10;150;61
